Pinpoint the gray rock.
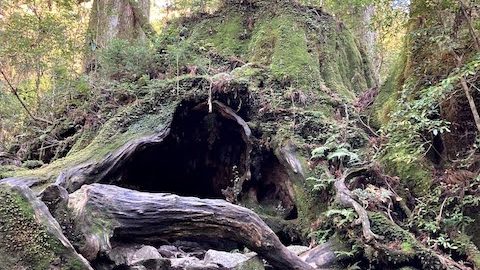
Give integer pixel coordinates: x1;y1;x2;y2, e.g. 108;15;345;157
204;250;248;268
203;250;265;270
108;245;162;266
108;245;138;266
134;258;170;270
131;246;162;265
157;245;181;258
170;257;219;270
129;266;147;270
287;245;310;255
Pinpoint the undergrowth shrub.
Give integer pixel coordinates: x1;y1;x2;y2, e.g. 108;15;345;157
98;39;161;81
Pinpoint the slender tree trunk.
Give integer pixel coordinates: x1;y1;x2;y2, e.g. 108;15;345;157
0;68;52;125
458;0;480;52
460;76;480;133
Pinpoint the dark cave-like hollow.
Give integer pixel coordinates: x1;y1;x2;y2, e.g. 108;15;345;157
245;150;298;220
107;100;298;220
116;101;251;199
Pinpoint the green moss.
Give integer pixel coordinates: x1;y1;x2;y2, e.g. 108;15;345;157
0;165;25;179
191;14;247;56
318;26;373;100
370;51;407;127
231;65;263;79
249;15;321;89
290;155;330;230
0;185;84;269
381;151;431;197
400;241;414;253
22;159;44;169
370;213;454;269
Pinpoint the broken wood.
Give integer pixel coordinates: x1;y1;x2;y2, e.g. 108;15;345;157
66;184;315;270
55;125;171;192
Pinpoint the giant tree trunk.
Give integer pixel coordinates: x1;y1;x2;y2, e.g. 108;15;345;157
88;0;150;46
85;0;153;70
66;183;316;270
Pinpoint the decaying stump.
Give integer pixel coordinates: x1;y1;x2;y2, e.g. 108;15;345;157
66;184;315;270
56;100;252;195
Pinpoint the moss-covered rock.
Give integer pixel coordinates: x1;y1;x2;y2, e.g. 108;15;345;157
0;183;91;269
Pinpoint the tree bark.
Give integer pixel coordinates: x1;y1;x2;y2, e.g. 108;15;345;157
66;183;315;270
87;0;152;47
85;0;156;70
458;0;480;52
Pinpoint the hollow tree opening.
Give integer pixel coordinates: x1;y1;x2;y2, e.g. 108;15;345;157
113;101;251;199
94;99;300;237
244;149;298;221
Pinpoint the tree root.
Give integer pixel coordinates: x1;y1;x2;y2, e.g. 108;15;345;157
333;168;382;242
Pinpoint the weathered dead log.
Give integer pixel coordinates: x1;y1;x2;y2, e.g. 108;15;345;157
55;126;171;192
0;176;38;188
67;184;314;270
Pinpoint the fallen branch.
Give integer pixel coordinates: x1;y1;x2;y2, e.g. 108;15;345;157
0;67;53;125
460;76;480;134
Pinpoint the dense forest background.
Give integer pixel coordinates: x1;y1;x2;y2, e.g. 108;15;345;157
0;0;480;269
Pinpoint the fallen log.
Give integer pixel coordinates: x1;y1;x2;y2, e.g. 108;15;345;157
66;184;315;270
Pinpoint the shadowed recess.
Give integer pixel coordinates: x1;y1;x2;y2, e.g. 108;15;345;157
114;100;251;199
